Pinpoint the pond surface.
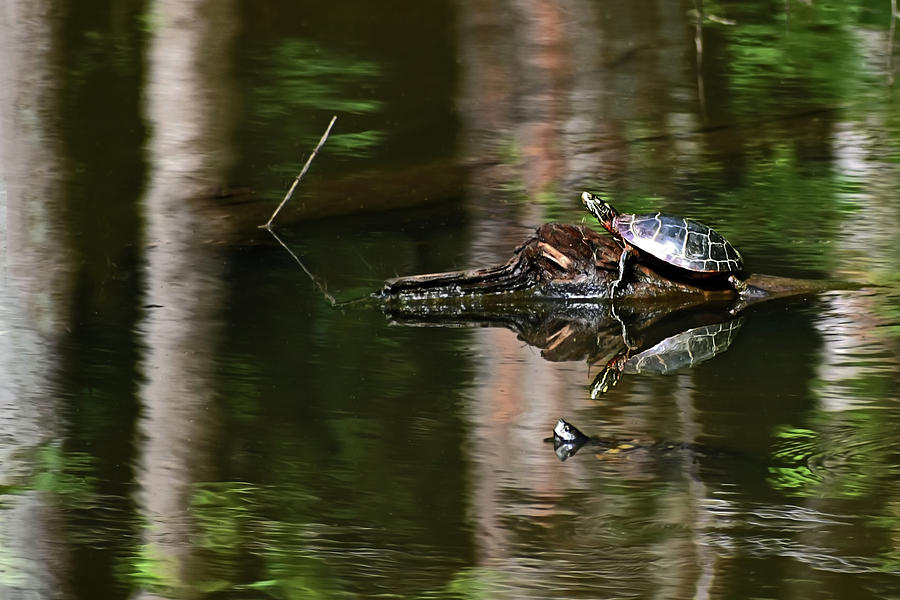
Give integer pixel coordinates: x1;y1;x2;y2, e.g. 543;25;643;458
2;1;900;598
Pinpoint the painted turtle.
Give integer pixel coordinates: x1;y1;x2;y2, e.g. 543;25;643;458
551;418;633;461
550;418;707;462
581;192;748;294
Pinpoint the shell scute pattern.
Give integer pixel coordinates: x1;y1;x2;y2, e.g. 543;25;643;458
625;318;743;374
615;213;742;273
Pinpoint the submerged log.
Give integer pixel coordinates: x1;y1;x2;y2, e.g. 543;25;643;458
377;222;838;305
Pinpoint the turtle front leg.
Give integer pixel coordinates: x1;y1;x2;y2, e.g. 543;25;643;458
727;274;748;294
728;274;768;299
613;244;632;295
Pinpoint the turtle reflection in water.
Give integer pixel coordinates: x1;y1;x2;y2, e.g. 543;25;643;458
591;317;744;399
550;418;711;462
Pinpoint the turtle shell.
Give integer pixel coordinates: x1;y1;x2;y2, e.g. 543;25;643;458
614;212;743;273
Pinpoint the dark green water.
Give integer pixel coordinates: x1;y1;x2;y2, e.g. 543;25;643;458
2;1;900;598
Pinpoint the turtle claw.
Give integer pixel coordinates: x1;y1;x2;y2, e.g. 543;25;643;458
729;274;768;299
727;274;748;294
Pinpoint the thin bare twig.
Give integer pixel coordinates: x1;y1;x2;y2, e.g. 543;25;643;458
261;115;337;229
267;227;337;306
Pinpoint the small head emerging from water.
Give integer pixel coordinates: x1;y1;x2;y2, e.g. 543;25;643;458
553;418;591;461
553;418;589;444
581;191;619;233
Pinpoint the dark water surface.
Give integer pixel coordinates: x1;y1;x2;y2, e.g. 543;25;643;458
3;1;900;598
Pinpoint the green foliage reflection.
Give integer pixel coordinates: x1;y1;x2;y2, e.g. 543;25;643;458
723;3;875;115
252;40;382;116
188;481;340;598
250;40;384;158
440;567;509;599
768;420;900;499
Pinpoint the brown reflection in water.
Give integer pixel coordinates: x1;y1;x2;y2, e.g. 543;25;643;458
465;328;575;563
133;0;238;597
0;2;72;597
458;0;578;256
457;1;727;595
458;0;703;261
457;4;593;558
457;2;588;569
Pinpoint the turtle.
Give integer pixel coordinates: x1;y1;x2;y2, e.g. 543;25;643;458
580;191;749;295
550;418;637;461
549;418;709;462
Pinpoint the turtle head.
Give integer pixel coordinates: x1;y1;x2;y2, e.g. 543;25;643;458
553;418;589;444
581;191;619;231
553;418;591;460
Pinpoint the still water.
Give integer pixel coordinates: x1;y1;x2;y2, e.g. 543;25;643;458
3;1;900;598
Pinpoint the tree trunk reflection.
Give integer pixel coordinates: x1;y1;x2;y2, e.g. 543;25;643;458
134;0;238;596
